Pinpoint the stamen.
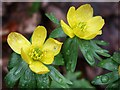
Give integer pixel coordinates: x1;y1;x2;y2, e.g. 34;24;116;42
78;22;86;31
29;47;43;61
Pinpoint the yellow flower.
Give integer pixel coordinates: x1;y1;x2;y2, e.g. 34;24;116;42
119;65;120;75
60;4;105;40
7;26;63;74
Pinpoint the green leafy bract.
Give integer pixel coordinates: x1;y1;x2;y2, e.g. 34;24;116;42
36;74;50;88
98;58;118;71
45;13;59;25
92;71;119;85
48;66;72;88
79;39;110;66
62;37;79;72
49;27;66;38
92;52;120;89
5;57;28;88
5;52;71;88
65;71;95;88
52;53;64;65
18;67;36;88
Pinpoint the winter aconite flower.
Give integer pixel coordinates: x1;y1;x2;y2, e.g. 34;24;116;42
119;65;120;75
7;26;63;74
60;4;105;40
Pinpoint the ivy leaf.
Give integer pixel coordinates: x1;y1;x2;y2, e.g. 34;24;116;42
112;52;120;64
48;66;72;88
49;27;66;38
79;39;110;66
52;53;64;65
18;67;36;88
45;13;59;25
98;58;118;71
92;71;119;85
5;59;28;88
36;74;50;88
7;52;21;70
62;37;78;72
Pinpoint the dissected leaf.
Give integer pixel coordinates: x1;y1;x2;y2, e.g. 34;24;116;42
106;79;120;90
50;80;68;88
5;59;28;88
65;71;82;81
94;40;109;46
65;71;95;88
18;67;36;88
52;53;64;65
49;27;66;38
7;52;21;70
92;71;119;85
48;66;72;88
36;74;50;88
71;79;95;88
79;39;110;66
98;58;118;71
62;37;78;72
45;13;59;25
112;52;120;64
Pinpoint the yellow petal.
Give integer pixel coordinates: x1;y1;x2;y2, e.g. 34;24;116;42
7;32;31;54
67;6;77;28
29;61;50;74
21;48;33;64
60;20;75;38
42;38;63;56
32;26;47;48
86;16;105;32
76;4;93;22
40;51;54;65
118;65;120;75
73;26;85;38
82;30;102;40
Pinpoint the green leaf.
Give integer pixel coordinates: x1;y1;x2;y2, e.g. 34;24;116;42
65;71;95;88
112;52;120;64
29;2;40;15
45;13;59;25
79;39;110;66
92;71;119;85
91;40;110;57
62;37;79;72
49;27;66;38
65;71;82;81
36;74;50;88
94;40;109;46
98;58;118;71
48;66;72;88
71;79;95;88
106;79;120;90
50;80;67;88
52;53;64;65
7;52;21;70
5;59;28;88
18;67;36;88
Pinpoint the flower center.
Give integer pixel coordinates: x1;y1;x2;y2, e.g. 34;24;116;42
77;22;86;31
29;47;43;61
